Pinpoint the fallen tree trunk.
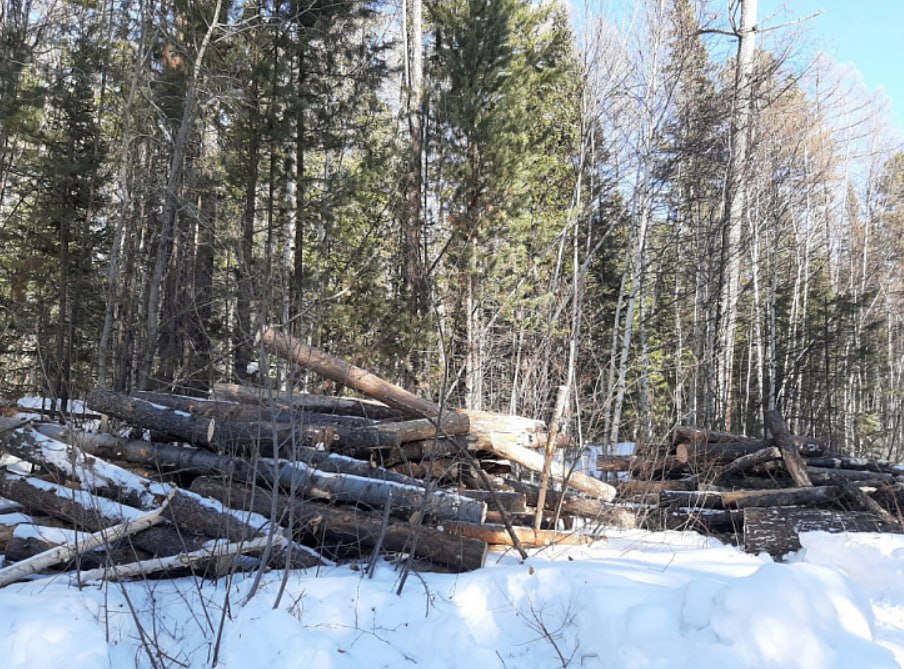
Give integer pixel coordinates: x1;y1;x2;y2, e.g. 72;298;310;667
211;383;405;421
260;327;442;418
710;447;783;482
190;477;487;572
742;506;903;557
805;466;895;485
441;521;595;549
803;456;890;472
595;455;636;472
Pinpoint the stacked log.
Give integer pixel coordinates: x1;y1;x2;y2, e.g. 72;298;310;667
601;419;904;556
0;328;630;586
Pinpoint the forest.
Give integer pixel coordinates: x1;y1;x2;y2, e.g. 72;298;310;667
0;0;902;460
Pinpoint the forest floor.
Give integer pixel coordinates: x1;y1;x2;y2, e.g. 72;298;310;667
0;527;902;669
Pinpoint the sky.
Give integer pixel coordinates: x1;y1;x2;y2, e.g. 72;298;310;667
759;0;904;137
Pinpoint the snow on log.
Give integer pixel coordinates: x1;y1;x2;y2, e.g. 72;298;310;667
190;477;488;572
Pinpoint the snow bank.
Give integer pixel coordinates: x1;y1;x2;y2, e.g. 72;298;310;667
0;530;900;669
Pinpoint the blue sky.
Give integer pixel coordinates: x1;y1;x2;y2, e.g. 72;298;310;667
759;0;904;136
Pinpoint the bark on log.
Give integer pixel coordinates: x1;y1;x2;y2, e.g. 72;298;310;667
764;410;813;487
596;455;636;472
135;390;379;427
710;447;783;482
72;535;285;583
505;479;635;528
88;388;395;453
671;426;761;445
803;456;889;472
29;424;484;523
721;486;840;509
617;479;697;497
458;490;527;513
378;438;461;468
260;327;441;418
190;477;487;572
0;472;208;556
211;383;405;420
0;501;169;587
34;423;423;488
477;438;616;501
441;521;595;549
805;467;895;485
742;506;903;558
658;490;724;509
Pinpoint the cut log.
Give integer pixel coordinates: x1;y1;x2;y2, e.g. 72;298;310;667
211;383;405;420
720;486;840;509
190;477;487;572
803;456;889;472
504;479;635;528
710;447;782;482
72;535;285;583
441;521;595;549
378;438;461;468
671;426;761;445
805;466;895;485
260;327;442;418
477;439;616;502
763;410;813;487
88;388;398;454
617;479;697;498
29;423;484;523
34;423;423;488
135;390;379;427
658;490;724;509
742;506;903;558
595;455;636;472
0;472;208;557
0;500;169;588
376;411;471;443
458;490;527;513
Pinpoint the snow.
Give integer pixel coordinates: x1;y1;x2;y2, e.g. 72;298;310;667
1;529;902;668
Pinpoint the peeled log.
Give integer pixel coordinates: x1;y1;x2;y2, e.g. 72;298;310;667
441;521;595;549
191;477;487;572
260;327;442;418
478;439;616;502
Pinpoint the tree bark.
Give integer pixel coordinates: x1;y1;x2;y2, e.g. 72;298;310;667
191;477;487;572
764;409;813;486
742;506;902;558
211;383;405;420
259;327;442;418
721;486;839;509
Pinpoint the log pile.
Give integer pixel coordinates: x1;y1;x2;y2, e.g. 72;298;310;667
601;412;904;556
0;328;629;587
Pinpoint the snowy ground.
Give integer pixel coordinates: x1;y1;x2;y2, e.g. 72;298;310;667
1;528;902;669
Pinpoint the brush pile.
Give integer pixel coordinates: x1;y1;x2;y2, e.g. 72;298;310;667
602;415;904;556
0;328;632;587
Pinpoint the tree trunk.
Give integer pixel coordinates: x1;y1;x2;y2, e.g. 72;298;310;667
442;522;595;549
721;486;839;509
763;409;813;486
259;327;442;418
